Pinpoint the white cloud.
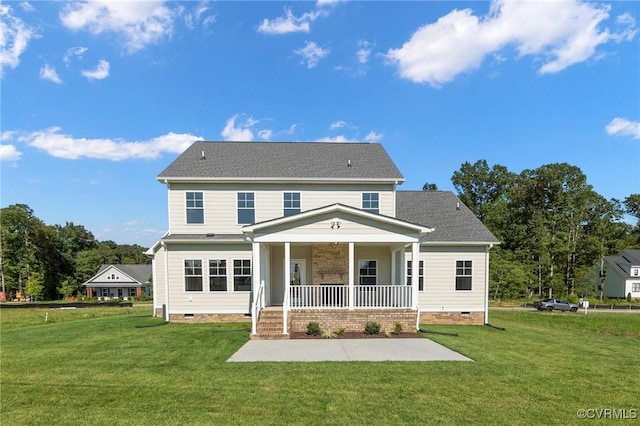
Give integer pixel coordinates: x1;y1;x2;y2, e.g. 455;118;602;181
60;0;174;53
295;41;330;68
386;0;637;86
606;118;640;140
257;7;327;34
40;64;63;84
258;129;273;141
330;120;347;129
315;130;383;143
316;0;342;7
15;127;201;160
0;5;37;76
221;115;255;141
356;40;371;64
20;2;35;12
64;46;88;65
179;2;216;29
81;59;110;80
364;131;383;143
0;144;22;161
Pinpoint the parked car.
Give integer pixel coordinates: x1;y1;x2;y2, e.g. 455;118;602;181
533;299;579;312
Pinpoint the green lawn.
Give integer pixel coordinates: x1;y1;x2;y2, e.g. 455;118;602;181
1;308;638;425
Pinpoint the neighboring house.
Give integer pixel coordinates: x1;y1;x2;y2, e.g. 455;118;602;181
84;264;152;300
603;250;640;299
146;141;499;338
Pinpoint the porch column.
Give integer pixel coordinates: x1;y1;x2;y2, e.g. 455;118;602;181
252;242;261;305
87;287;93;298
348;242;354;310
399;249;406;285
411;242;419;310
391;249;397;285
283;242;290;335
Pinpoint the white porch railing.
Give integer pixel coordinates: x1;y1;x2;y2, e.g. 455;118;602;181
251;280;265;335
289;285;412;309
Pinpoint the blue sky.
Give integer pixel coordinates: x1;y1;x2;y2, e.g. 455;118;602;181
1;0;639;247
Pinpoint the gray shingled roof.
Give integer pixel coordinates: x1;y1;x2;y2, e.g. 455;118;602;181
605;250;640;278
396;191;499;244
158;141;404;181
95;264;152;284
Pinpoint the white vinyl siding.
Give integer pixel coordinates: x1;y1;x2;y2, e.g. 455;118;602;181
165;244;252;313
414;246;487;312
167;183;395;234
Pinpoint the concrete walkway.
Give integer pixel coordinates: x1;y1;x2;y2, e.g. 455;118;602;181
227;338;472;362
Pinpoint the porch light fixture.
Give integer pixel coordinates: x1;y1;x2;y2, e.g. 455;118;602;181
331;221;341;229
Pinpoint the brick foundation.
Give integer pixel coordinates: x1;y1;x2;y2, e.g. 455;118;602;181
419;311;484;325
168;313;249;323
289;309;417;333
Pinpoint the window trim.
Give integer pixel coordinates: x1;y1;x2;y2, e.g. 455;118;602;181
237;192;255;225
358;259;378;285
283;192;301;217
455;260;473;291
208;259;228;292
185;191;205;225
632;283;640;293
362;192;380;214
233;259;252;292
184;259;203;292
407;260;424;291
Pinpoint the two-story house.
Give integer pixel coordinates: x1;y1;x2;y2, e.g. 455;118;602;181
146;141;499;338
603;249;640;299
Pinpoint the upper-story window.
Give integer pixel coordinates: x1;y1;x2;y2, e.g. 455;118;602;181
283;192;301;217
362;192;379;214
237;192;255;224
186;192;204;224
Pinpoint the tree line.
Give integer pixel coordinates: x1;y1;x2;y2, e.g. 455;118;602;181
427;160;639;300
0;204;149;301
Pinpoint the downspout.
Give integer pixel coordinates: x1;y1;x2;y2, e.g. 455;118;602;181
162;241;170;322
484;244;492;324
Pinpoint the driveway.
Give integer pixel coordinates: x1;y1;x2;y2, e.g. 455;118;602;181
227;338;472;362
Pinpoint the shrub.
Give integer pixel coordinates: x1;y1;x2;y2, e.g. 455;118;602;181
393;322;403;335
306;322;321;336
322;329;336;339
364;321;381;335
337;328;346;336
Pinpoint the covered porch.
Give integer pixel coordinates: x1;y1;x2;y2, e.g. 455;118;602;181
242;204;432;337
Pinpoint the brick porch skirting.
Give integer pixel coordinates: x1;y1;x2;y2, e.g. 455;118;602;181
419;311;484;325
166;312;249;323
289;309;417;333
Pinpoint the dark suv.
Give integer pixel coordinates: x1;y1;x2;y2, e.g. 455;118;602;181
533;299;579;312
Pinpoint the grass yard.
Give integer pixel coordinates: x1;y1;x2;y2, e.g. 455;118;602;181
1;308;638;425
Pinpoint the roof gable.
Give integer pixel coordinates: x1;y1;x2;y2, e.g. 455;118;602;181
158;141;405;182
396;191;499;244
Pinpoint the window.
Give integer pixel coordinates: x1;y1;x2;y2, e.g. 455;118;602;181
359;260;377;285
455;260;472;291
129;288;137;297
233;259;251;291
184;260;203;292
633;283;640;292
209;259;227;291
101;288;108;297
362;193;379;213
407;260;424;291
186;192;204;224
237;192;255;224
283;192;301;217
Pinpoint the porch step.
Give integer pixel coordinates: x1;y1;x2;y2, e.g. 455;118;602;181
254;308;290;340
